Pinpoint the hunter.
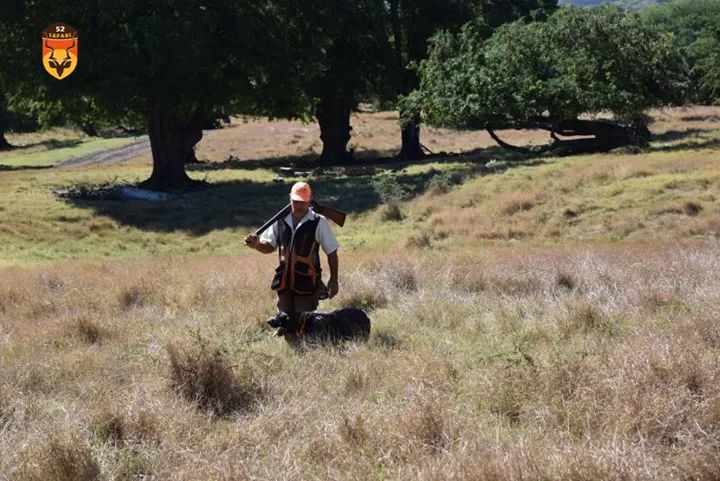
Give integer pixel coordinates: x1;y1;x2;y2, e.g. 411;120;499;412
244;182;339;313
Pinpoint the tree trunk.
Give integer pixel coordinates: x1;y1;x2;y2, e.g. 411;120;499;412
399;114;424;160
142;107;205;190
554;119;650;149
0;132;11;151
488;119;650;156
390;0;425;161
316;96;353;164
0;96;13;151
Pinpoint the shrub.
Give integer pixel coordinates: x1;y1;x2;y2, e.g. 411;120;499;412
339;415;369;447
405;231;432;249
380;203;404;222
372;260;418;291
340;288;388;311
563;300;610;334
167;336;263;416
371;329;402;351
19;436;100;481
402;395;449;453
92;410;125;445
372;174;410;204
74;317;106;344
684;201;702;216
555;271;576;291
425;170;461;195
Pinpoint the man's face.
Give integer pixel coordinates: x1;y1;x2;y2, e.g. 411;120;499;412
291;199;310;216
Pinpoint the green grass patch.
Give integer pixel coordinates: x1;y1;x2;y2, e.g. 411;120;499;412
1;120;720;265
0;136;143;167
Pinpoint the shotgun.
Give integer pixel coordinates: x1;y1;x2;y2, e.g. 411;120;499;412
253;201;346;237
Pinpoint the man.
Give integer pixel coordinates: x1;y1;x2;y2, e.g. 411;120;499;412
244;182;339;313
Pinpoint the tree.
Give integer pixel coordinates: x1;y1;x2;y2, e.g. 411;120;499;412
692;13;720;102
0;0;39;150
641;0;720;103
239;0;391;164
23;0;276;190
411;6;686;154
387;0;557;160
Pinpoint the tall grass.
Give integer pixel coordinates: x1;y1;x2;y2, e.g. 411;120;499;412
2;242;720;479
2;107;720;478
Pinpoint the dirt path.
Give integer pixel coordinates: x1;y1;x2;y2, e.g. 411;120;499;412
55;137;151;168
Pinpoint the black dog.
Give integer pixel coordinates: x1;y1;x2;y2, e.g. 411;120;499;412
267;308;371;345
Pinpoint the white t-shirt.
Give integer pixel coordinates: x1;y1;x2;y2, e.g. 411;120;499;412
260;209;339;255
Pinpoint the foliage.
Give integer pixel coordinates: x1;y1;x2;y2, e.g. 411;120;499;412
642;0;720;103
236;0;392;122
412;6;687;130
372;173;412;204
692;14;720;102
391;0;558;133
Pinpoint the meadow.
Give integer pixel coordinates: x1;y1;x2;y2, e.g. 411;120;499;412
0;107;719;480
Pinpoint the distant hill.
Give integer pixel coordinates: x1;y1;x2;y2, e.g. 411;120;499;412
562;0;670;9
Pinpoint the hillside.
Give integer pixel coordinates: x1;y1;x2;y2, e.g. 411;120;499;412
1;107;720;480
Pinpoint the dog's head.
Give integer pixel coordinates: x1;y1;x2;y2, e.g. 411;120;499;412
267;312;300;336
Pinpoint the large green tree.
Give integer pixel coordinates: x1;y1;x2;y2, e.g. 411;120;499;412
388;0;557;160
0;0;40;150
24;0;276;189
692;13;720;102
642;0;720;103
410;6;686;153
238;0;391;164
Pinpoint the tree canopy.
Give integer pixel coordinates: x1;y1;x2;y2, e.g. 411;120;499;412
409;6;686;151
5;0;716;185
641;0;720;103
22;0;291;188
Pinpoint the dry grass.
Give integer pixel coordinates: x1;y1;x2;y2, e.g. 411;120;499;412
167;338;265;416
1;242;720;479
2;106;720;479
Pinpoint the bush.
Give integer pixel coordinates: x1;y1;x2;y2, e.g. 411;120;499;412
380;203;404;222
406;231;432;249
167;335;263;416
426;170;461;195
19;437;100;481
372;174;411;204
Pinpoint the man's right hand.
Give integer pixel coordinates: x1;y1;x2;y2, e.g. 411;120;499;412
244;234;260;249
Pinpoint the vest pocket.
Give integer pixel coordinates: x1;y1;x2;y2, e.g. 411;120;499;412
271;263;286;291
293;262;317;294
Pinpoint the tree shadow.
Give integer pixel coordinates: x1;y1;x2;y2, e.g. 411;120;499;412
187;143;530;174
649;137;720;153
60;175;412;235
679;114;720;122
60;149;543;235
0;164;54;171
12;139;85;150
651;128;714;143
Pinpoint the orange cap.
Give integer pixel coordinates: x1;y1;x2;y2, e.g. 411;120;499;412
290;182;312;202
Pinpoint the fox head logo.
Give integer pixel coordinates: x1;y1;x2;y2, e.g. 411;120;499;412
42;23;78;80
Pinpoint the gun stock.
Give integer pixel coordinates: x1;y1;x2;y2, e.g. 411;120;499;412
312;201;346;227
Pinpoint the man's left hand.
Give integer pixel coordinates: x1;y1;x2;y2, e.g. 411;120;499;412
327;277;339;298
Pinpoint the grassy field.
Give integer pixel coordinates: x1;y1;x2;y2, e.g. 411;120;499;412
0;129;143;168
1;108;719;480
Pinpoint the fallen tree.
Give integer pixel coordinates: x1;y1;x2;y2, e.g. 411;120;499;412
486;119;651;155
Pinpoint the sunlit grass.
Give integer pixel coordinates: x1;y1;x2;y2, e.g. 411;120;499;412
0;134;143;167
2;108;720;479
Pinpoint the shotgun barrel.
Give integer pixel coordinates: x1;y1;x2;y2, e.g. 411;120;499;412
253;200;346;238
